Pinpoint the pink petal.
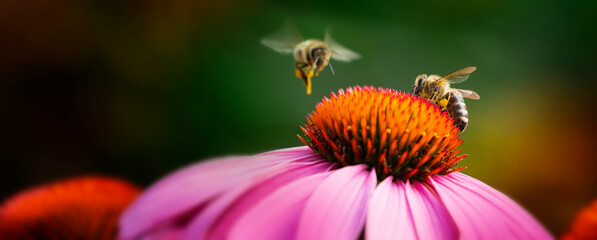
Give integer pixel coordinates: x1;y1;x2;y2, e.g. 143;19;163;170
227;172;332;240
119;146;321;240
366;178;458;240
296;164;376;240
366;177;416;240
407;180;458;239
182;159;334;239
258;146;319;159
430;172;552;239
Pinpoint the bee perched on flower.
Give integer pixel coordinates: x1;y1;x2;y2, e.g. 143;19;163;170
412;67;480;131
119;86;552;240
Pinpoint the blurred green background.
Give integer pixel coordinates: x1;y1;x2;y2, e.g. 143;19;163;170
1;0;596;235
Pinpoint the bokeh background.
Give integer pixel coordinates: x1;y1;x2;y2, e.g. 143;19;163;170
1;0;596;235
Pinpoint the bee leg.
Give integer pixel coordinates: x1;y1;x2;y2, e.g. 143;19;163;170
430;86;440;100
295;67;305;80
314;66;324;76
305;69;314;94
305;75;312;95
295;63;313;95
439;94;450;109
295;63;306;79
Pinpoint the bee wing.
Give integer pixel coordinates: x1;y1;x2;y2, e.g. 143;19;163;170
439;67;477;84
325;30;361;62
455;88;480;100
261;21;304;54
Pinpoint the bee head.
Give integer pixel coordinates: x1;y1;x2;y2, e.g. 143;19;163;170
413;74;427;95
312;47;330;67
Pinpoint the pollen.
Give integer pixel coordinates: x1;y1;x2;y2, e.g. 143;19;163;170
298;86;467;181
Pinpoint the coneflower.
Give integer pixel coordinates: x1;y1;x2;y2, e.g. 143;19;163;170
562;199;597;240
0;176;140;240
119;86;552;239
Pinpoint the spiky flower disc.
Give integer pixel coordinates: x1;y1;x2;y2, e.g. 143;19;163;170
298;86;467;181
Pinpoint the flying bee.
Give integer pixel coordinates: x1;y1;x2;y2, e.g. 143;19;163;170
261;22;361;95
412;67;480;131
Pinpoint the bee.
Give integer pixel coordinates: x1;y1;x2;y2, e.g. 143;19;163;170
261;22;361;95
412;67;480;131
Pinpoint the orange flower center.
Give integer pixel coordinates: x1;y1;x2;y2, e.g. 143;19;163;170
299;86;467;181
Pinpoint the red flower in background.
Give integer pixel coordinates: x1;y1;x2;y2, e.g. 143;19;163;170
563;199;597;240
0;176;140;240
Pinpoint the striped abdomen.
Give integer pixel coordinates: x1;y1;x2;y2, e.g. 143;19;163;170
446;90;469;131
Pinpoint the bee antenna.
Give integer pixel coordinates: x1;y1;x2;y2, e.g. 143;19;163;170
324;58;335;76
313;57;320;68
